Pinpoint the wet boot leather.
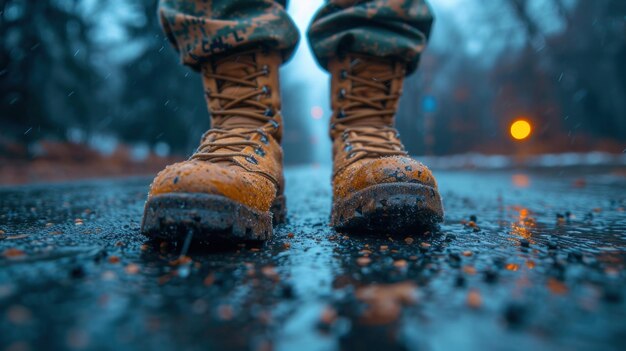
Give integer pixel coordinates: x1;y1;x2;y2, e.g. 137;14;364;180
141;49;286;242
328;54;444;232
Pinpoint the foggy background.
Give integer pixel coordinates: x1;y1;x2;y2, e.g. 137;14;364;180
1;0;625;166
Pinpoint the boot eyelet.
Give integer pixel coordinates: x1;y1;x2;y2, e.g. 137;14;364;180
255;147;266;157
270;120;280;129
347;152;355;159
339;88;346;100
337;109;346;119
262;65;269;75
340;70;348;81
330;123;336;130
342;131;349;140
262;85;271;95
245;155;258;165
264;108;274;117
259;134;269;145
395;131;401;138
344;144;353;152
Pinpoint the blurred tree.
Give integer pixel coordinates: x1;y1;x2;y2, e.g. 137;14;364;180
112;0;209;155
0;0;105;146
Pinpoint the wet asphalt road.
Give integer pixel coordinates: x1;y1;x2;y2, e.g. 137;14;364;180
1;166;625;351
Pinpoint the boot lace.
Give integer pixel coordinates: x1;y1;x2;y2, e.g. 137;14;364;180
334;64;408;167
192;51;277;164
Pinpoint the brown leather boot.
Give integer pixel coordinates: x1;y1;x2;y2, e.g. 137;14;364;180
141;49;286;242
328;54;444;232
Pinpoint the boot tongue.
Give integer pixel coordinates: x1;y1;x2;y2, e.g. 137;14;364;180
346;58;395;129
214;54;264;131
201;54;265;164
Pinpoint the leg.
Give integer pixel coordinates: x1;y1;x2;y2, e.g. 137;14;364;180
307;0;433;74
159;0;299;68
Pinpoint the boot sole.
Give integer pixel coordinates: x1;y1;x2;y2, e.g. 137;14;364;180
331;183;443;233
141;193;286;242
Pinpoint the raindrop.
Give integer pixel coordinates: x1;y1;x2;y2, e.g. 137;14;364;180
24;127;32;135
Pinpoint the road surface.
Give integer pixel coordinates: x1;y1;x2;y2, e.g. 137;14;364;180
1;166;625;351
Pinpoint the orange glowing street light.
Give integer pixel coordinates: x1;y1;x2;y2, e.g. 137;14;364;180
510;119;532;141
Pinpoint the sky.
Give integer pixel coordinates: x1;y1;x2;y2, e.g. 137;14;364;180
283;0;330;164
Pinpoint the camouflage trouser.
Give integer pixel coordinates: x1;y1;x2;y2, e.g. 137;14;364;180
159;0;433;74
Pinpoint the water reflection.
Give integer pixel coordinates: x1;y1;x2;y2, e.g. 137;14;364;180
509;206;536;243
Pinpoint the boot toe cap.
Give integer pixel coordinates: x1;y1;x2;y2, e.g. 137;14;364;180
334;156;438;199
148;160;276;212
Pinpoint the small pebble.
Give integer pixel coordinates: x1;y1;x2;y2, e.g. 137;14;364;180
484;269;498;283
462;266;477;275
467;290;482;309
505;263;519;271
217;305;234;321
567;251;583;262
504;303;526;326
393;259;408;269
70;266;85;279
454;275;466;287
357;257;372;266
125;264;140;275
3;248;25;258
261;266;280;281
603;285;622;303
318;306;337;329
281;284;295;298
204;274;215;286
